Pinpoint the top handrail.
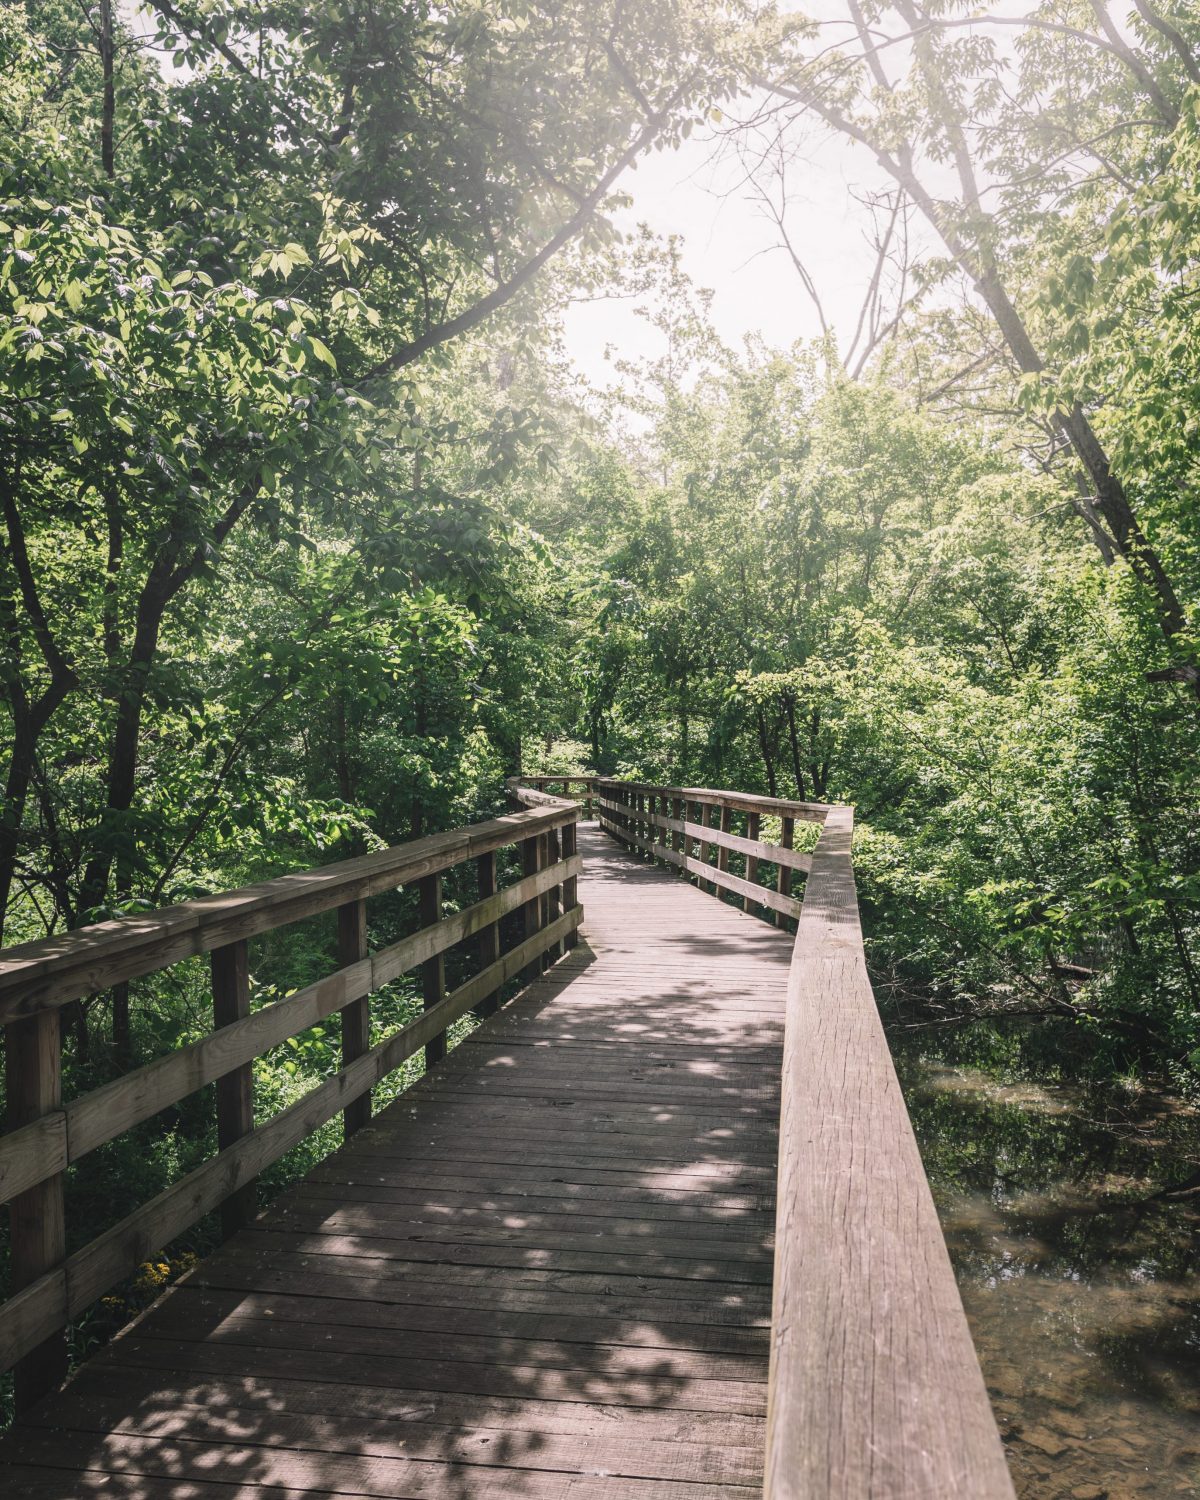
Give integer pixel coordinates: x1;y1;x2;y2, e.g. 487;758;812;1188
0;802;577;1025
577;774;1014;1499
0;787;584;1414
596;776;829;822
516;773;830;824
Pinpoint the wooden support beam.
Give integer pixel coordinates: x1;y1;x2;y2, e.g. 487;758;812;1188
698;802;713;890
0;802;579;1027
211;940;257;1234
521;834;542;982
336;899;371;1137
766;805;1014;1498
777;816;795;930
419;874;446;1069
546;825;563;962
5;1010;66;1412
717;805;733;892
473;850;500;1018
745;812;761;912
561;820;579;952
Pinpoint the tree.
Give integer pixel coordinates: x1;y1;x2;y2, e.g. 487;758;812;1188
752;0;1199;672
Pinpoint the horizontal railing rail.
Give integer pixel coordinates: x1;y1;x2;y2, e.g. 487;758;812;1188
509;775;595;817
594;777;815;923
573;773;1014;1499
0;790;582;1413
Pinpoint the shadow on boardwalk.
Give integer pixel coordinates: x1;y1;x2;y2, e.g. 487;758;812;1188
0;825;792;1499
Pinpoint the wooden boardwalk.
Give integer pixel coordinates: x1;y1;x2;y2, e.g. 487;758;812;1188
0;822;793;1498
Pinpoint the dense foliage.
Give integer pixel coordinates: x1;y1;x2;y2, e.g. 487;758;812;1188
1;0;1199;1414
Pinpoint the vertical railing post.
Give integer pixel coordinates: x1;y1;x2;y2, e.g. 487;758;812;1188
562;817;579;951
212;939;257;1232
717;803;732;895
745;811;761;912
547;823;563;960
474;849;500;1018
672;795;683;863
6;1010;67;1412
521;831;543;981
777;815;795;928
337;898;371;1136
538;832;552;965
419;873;446;1068
698;800;713;890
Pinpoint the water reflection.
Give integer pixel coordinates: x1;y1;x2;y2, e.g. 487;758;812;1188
892;1037;1200;1500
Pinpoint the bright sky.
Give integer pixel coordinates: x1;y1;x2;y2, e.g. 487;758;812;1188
560;112;888;388
559;0;916;388
559;0;1044;390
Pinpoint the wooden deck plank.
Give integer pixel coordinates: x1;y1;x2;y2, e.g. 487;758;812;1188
14;1391;766;1485
0;823;793;1497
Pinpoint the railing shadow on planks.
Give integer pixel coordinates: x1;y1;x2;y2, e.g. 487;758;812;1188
0;790;582;1414
0;772;1015;1498
526;772;1016;1500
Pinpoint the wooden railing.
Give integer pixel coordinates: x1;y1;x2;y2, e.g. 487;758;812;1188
0;791;582;1413
512;774;594;818
594;778;821;923
578;775;1015;1500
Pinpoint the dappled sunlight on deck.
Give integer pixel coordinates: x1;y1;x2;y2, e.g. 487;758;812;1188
0;822;785;1497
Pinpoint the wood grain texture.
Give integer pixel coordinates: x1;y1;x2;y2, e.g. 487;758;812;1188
598;811;802;920
594;779;828;824
0;805;579;1023
764;806;1014;1500
336;901;371;1138
0;907;581;1377
211;940;256;1236
1;783;1009;1497
23;854;582;1185
4;1010;67;1410
595;799;813;876
0;823;781;1496
0;1112;66;1209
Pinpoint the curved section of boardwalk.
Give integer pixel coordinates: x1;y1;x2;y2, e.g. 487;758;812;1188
0;824;792;1498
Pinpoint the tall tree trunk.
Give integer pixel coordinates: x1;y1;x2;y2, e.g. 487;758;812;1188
784;694;808;801
99;0;115;179
76;569;170;920
769;20;1191;664
756;707;779;797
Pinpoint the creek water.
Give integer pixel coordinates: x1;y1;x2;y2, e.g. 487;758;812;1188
892;1029;1200;1500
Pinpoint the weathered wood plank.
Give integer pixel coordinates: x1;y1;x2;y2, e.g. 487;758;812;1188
0;1112;66;1209
419;873;446;1070
0;801;1007;1500
595;778;828;823
0;806;579;1023
473;849;500;1017
336;900;371;1138
211;939;256;1236
0;910;581;1374
53;855;581;1171
764;805;1014;1499
595;796;813;875
4;1010;67;1411
600;820;803;917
